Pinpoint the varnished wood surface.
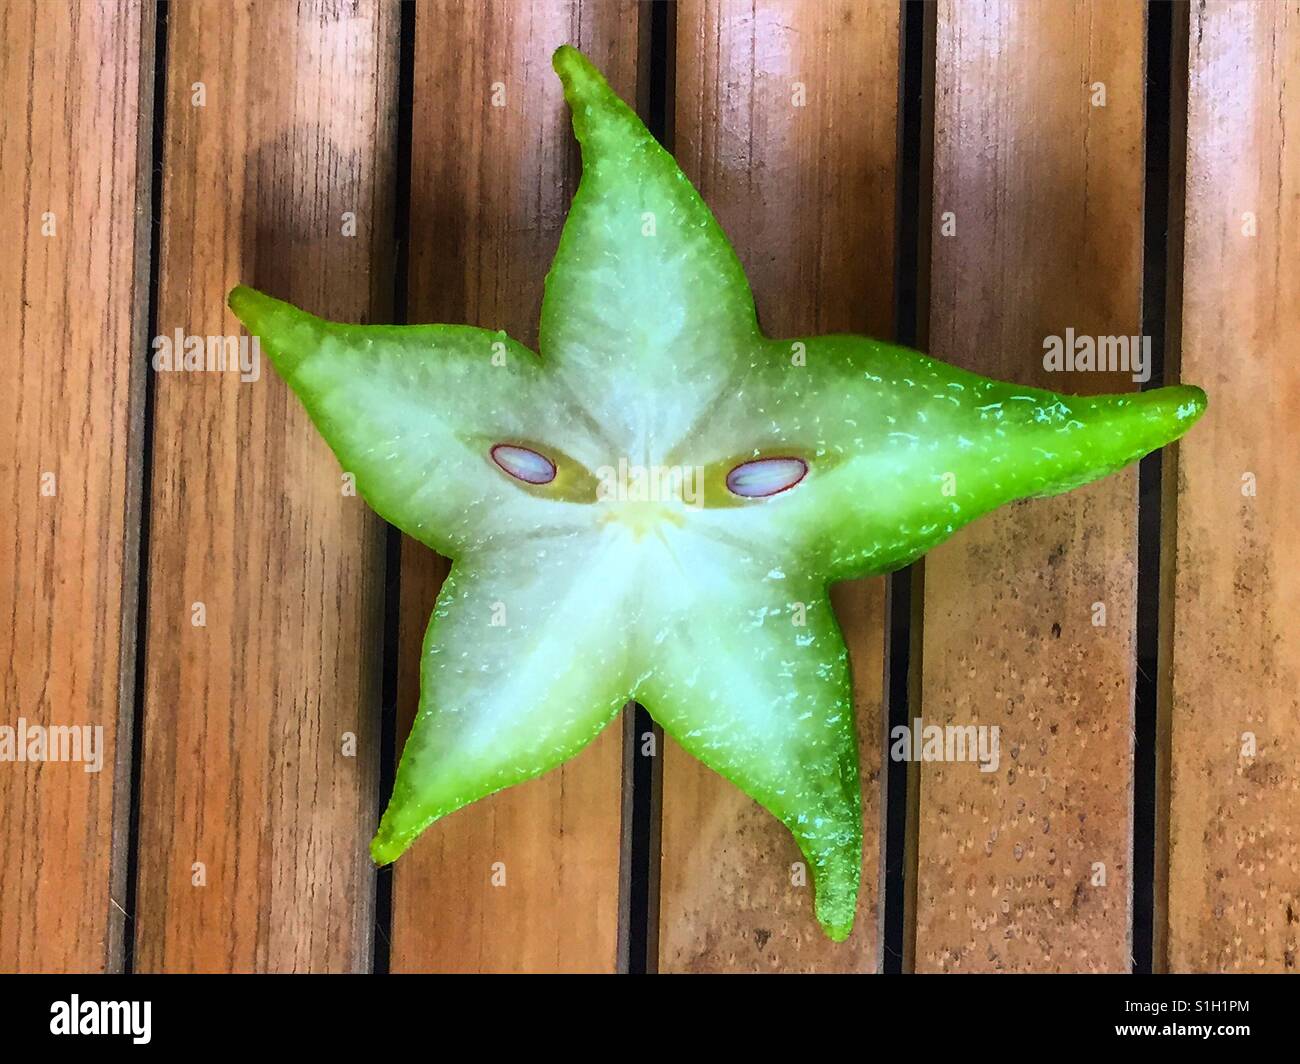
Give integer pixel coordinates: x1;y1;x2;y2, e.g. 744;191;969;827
0;0;152;973
135;0;398;972
1;0;1297;978
1161;0;1300;973
914;0;1146;972
659;0;898;972
388;0;644;973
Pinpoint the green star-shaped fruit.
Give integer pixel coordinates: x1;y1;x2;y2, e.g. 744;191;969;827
228;45;1205;941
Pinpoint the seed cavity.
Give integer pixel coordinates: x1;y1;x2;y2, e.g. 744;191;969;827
725;456;808;498
491;443;557;485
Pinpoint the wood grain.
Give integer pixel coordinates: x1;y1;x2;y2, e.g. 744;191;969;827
914;0;1146;972
0;0;151;974
388;0;644;973
658;0;898;972
134;0;398;972
1161;0;1300;973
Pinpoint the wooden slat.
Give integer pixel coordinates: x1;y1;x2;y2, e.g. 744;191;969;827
914;0;1146;972
134;0;398;972
0;0;151;973
389;0;643;973
658;0;898;972
1161;0;1300;973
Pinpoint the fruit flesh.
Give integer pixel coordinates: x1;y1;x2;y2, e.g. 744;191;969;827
228;45;1205;941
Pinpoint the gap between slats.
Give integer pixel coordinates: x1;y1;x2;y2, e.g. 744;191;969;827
371;0;419;977
885;0;934;976
1133;0;1185;975
121;0;168;976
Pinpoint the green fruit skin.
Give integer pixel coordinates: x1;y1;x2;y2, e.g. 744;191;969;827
223;43;1207;945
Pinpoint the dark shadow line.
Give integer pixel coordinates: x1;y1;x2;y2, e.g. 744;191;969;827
371;0;417;978
881;0;931;977
121;0;169;977
1135;0;1185;975
1132;0;1175;975
622;0;674;977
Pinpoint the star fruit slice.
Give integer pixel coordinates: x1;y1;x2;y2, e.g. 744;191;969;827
227;45;1205;941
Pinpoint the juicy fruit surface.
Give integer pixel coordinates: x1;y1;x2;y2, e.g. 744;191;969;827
228;45;1205;942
